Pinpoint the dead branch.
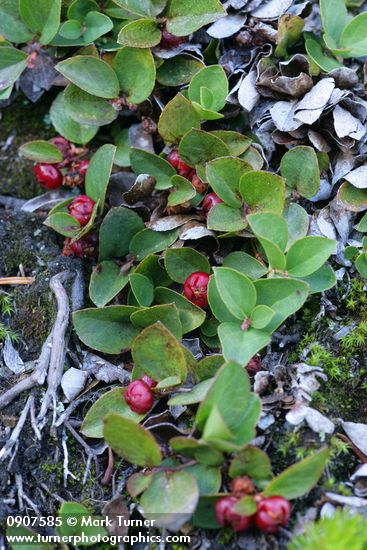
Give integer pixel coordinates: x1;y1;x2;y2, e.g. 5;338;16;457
0;277;35;285
0;396;33;462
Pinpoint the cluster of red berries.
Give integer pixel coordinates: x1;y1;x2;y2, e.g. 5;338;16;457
216;476;291;533
166;149;207;195
62;232;98;259
33;136;90;190
124;375;157;414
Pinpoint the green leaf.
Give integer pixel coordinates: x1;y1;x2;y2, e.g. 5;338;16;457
131;304;182;341
338;182;367;212
280;146;320;199
132;322;187;382
59;19;82;39
89;261;130;307
357;212;367;232
56;55;119;99
305;38;343;72
320;0;350;45
195;355;224;382
166;0;226;36
83;11;113;42
170;437;224;466
223;251;268;280
114;47;155;104
213;267;256;321
340;12;367;57
233;496;257;516
127;472;153;497
133;253;172;287
19;0;61;44
275;14;304;57
129;273;154;307
248;212;288;251
141;471;199;530
158;94;201;144
50;92;98;145
188;65;228;113
130;148;176;190
286;236;336;277
63;84;118;127
0;46;28;92
0;0;34;42
81;387;144;438
117;18;161;48
168;379;213;406
355;253;367;278
19;140;63;163
263;448;329;500
164;247;210;283
130;228;179;260
197;362;261;448
73;306;139;354
104;413;162;467
206;157;251;208
85;144;116;210
113;0;167;18
210;131;252;156
68;0;99;21
251;305;275;330
218;323;271;366
185;463;221;495
240;171;285;214
254;278;309;333
207;277;239;324
57;502;107;542
229;446;273;484
99;206;144;260
113;128;130;167
179;129;230;168
167;175;196;206
192;495;221;528
241;146;264;170
283;203;309;249
299;264;336;294
44;212;81;237
155;286;206;333
157;56;205;87
207;203;247;232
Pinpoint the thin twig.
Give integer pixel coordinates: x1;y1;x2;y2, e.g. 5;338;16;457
101;447;114;486
62;429;77;487
0;277;35;285
0;396;33;462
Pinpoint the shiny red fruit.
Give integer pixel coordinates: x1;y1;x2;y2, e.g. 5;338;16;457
246;355;262;376
191;173;207;194
255;496;291;533
125;380;154;414
68;195;95;226
232;476;255;496
215;496;254;532
51;136;71;158
33;163;63;190
201;192;223;217
159;29;188;49
62;233;98;259
177;158;192;178
141;374;158;389
166;149;180;169
183;271;210;308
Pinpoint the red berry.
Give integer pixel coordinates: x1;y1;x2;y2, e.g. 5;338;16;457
159;29;188;49
33;163;63;190
231;476;255;496
51;136;71;158
62;233;98;259
166;149;180;169
201;192;223;217
78;159;90;177
183;271;210;308
190;173;207;195
246;355;262;376
141;374;158;389
177;158;192;178
255;496;291;533
215;496;254;532
68;195;95;226
125;380;154;414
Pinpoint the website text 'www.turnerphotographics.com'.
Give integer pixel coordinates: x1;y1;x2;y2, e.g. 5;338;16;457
3;515;191;547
